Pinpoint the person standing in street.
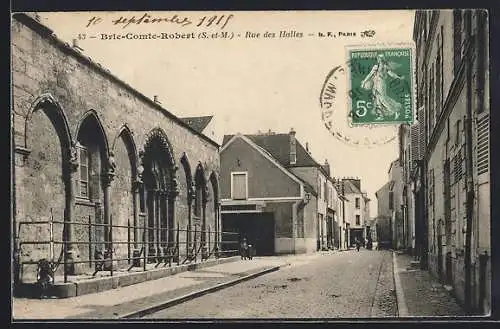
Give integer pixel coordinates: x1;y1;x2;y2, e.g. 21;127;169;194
355;237;361;252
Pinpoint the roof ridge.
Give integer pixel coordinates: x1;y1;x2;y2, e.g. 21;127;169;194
12;13;220;147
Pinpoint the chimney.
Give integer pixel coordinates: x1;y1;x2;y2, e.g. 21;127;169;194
268;129;272;135
153;95;161;104
72;38;84;52
289;128;297;165
305;142;309;153
322;159;331;177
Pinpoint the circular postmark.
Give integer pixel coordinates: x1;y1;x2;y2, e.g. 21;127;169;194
319;44;415;148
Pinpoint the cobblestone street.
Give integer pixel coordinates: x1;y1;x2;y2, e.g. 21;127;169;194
144;250;397;319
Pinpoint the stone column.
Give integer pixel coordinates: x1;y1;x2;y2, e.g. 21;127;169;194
102;153;116;252
133;156;144;250
65;143;80;275
202;185;210;258
188;181;196;254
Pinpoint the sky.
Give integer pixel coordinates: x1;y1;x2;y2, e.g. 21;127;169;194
35;10;416;217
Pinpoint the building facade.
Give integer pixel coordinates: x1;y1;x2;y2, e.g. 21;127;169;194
12;14;222;283
412;9;490;314
375;181;393;249
220;130;319;255
337;178;367;247
388;159;405;250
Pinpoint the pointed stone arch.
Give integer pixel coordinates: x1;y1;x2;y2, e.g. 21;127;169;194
180;152;193;202
142;127;178;262
193;162;208;253
24;93;73;156
75;110;110;156
20;93;73;277
209;171;220;253
112;124;138;179
144;127;176;170
110;124;139;263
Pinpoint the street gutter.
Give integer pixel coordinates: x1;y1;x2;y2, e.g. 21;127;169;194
119;265;281;319
392;251;409;317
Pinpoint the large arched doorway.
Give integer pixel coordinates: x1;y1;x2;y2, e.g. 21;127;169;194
20;95;72;280
209;172;220;254
193;163;207;256
142;129;176;263
180;153;193;255
110;126;137;266
75;111;110;268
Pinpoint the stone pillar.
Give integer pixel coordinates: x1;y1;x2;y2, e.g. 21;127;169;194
188;181;196;253
170;175;179;245
132;180;141;250
65;143;80;275
202;185;209;252
102;153;115;252
134;156;144;250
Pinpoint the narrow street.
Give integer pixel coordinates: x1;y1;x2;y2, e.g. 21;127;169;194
144;250;397;319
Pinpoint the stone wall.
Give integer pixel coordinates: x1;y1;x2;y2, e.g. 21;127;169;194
12;15;220;279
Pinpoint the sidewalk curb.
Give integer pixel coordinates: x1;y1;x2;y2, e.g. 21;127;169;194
392;251;409;317
16;256;240;299
119;265;282;319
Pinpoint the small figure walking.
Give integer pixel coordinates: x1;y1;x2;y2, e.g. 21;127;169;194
355;237;361;252
240;237;249;260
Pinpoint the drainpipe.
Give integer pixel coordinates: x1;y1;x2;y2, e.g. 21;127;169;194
341;183;346;250
464;10;475;314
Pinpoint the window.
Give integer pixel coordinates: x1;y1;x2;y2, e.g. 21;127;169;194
231;172;248;200
389;192;394;210
455;120;462;146
436;31;443;115
355;197;360;209
324;181;328;201
78;145;90;198
429;63;435;132
356;215;360;226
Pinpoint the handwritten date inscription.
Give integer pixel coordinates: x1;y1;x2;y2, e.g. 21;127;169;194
86;13;234;30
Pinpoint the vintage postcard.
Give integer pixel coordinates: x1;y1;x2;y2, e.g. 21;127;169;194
11;9;491;320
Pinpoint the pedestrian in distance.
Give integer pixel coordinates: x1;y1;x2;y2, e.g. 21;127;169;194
247;243;255;260
240;237;249;260
355;237;361;252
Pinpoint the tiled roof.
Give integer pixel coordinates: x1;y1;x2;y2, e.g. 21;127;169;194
222;133;319;196
222;133;321;168
336;180;363;195
180;116;213;133
251;143;317;196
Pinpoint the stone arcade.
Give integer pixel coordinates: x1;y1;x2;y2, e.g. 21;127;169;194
11;13;221;282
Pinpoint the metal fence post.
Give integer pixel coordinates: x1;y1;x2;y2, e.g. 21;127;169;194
143;218;147;272
110;214;113;277
176;225;180;266
63;220;68;283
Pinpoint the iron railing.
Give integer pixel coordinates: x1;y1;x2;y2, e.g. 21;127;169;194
13;212;240;285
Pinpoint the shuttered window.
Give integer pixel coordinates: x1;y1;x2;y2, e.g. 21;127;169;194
477;114;489;175
231;172;248;200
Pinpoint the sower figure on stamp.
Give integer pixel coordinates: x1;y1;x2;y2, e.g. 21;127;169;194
360;54;405;120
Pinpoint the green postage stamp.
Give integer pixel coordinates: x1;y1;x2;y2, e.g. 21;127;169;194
347;45;415;125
